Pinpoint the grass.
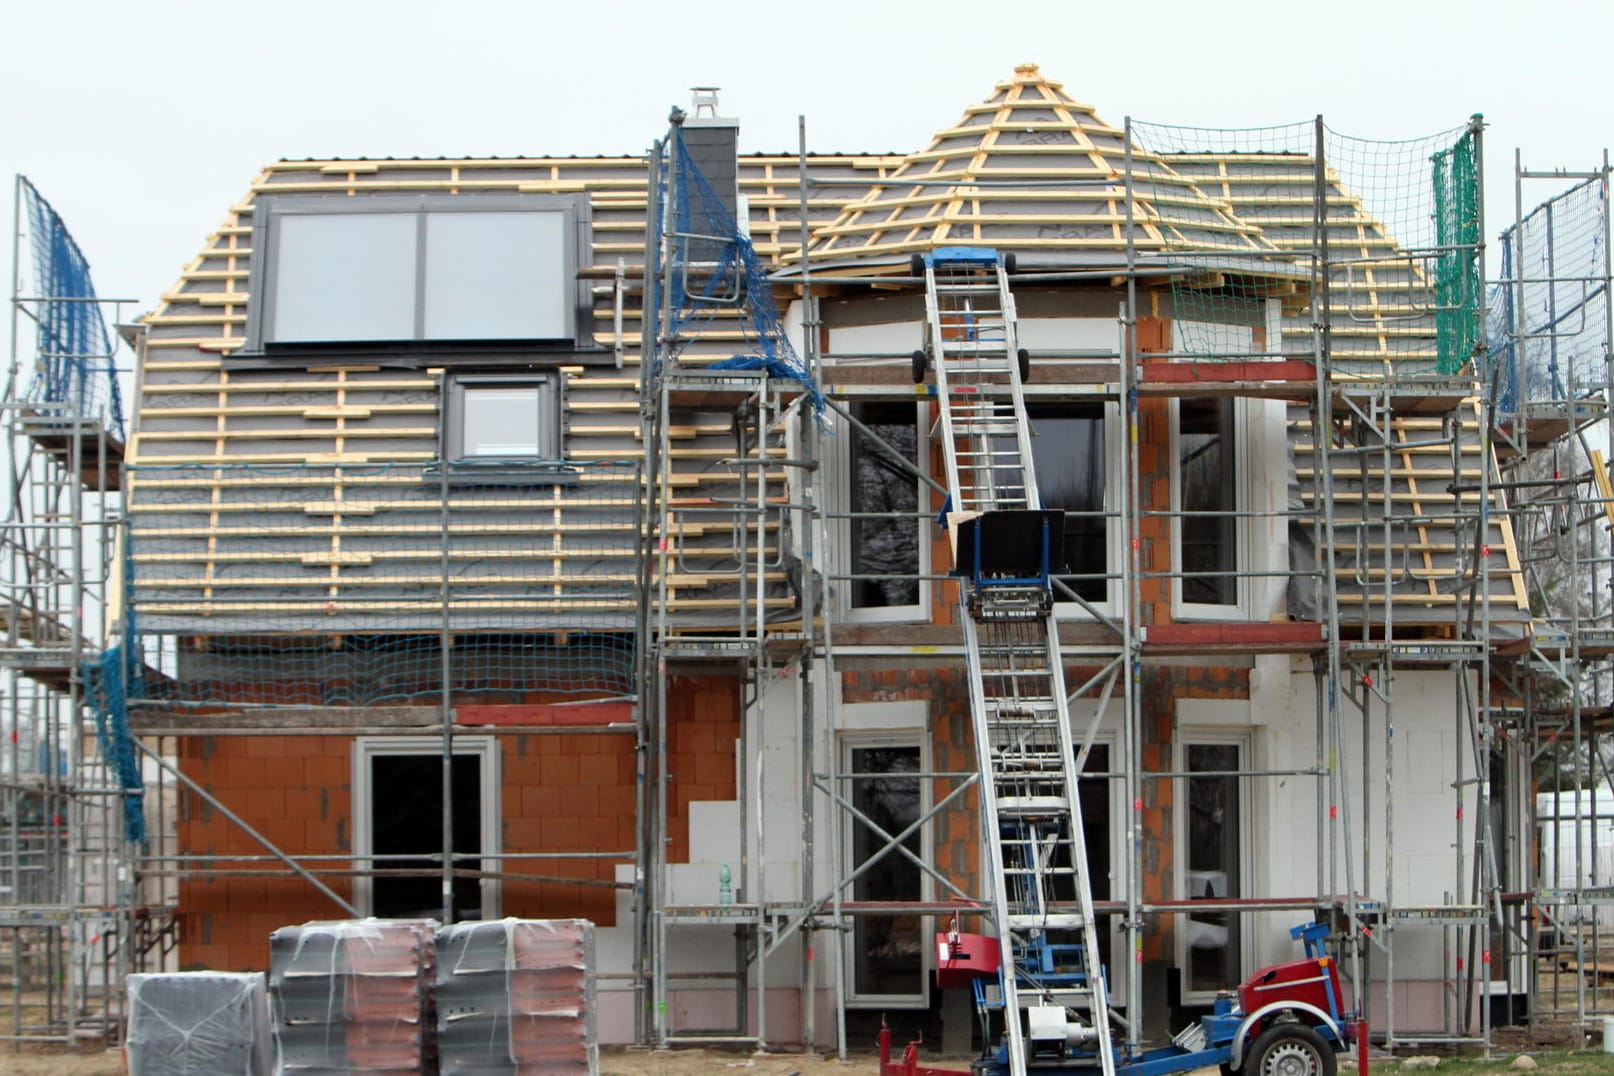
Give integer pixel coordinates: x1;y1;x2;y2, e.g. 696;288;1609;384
1384;1053;1614;1076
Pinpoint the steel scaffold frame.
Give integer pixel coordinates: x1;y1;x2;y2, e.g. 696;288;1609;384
1492;151;1614;1033
2;174;144;1049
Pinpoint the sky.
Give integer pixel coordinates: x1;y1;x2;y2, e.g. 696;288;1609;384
3;0;1612;373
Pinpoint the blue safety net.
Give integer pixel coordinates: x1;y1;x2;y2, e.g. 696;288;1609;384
84;638;148;845
654;128;824;415
18;176;125;434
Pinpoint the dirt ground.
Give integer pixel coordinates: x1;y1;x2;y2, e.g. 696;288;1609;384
0;1043;1136;1075
0;1043;954;1075
10;1046;1614;1075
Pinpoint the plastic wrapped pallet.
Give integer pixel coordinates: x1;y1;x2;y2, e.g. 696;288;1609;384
268;918;437;1074
435;918;598;1074
126;971;270;1076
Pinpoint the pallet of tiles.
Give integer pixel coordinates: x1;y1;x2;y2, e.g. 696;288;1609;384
435;918;598;1074
126;971;270;1075
268;918;437;1074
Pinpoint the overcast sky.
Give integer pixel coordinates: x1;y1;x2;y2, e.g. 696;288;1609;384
4;0;1611;367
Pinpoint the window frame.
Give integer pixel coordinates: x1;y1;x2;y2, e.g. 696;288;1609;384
1069;728;1130;1008
839;729;931;1008
442;371;565;465
242;191;595;358
1170;396;1252;619
837;399;931;625
1173;732;1252;1003
1025;397;1120;619
352;736;501;921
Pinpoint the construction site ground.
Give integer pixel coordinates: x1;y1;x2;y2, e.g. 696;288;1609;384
10;1050;1614;1076
0;997;1607;1076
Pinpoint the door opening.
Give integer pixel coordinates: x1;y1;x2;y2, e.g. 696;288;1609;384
369;752;483;921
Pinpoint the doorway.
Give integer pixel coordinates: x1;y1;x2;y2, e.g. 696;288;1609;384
354;738;499;922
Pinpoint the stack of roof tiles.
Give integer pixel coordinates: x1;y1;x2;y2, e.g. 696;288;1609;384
268;919;437;1074
125;971;270;1075
435;918;598;1074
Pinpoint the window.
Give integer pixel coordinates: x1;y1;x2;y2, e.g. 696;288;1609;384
1174;397;1244;615
845;401;926;620
1027;401;1109;604
444;373;562;462
246;193;589;351
844;737;927;1005
1180;740;1245;996
353;737;500;921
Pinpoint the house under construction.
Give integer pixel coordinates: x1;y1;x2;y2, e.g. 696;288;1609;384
4;65;1614;1057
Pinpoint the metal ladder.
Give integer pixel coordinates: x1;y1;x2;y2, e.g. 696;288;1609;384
919;248;1116;1076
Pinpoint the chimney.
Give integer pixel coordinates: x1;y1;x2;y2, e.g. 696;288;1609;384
681;86;740;225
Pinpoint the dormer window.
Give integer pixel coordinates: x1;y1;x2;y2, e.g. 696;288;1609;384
244;192;593;357
443;372;562;463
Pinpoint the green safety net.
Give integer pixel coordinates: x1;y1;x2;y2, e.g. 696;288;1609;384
1125;118;1481;378
1432;129;1481;375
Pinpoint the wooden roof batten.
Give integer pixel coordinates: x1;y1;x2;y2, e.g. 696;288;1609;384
783;62;1301;291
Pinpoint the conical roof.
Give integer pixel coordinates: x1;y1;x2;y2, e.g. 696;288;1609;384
790;63;1275;272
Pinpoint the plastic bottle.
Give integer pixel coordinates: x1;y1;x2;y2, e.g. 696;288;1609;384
718;863;733;905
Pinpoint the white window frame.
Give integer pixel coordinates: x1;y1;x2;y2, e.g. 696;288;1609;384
352;736;501;920
839;729;932;1008
1066;726;1130;1008
1028;398;1122;620
835;399;931;624
1170;397;1252;619
1173;731;1253;1003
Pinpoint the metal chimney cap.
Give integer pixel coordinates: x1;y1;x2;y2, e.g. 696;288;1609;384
685;86;737;128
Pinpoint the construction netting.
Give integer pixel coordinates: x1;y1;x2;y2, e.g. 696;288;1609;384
1489;173;1611;415
85;642;148;843
652;125;821;410
1126;119;1482;376
123;461;641;707
17;176;125;433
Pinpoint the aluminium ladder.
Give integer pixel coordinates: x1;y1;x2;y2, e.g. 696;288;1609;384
919;248;1116;1076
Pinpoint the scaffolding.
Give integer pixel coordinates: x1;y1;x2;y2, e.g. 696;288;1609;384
2;175;142;1047
639;108;832;1049
1489;153;1614;1030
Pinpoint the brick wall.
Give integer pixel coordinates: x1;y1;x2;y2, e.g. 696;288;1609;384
663;675;742;864
176;734;353;972
175;675;741;972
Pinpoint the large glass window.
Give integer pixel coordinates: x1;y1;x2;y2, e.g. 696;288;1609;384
1028;402;1108;603
1184;742;1243;994
848;402;922;613
249;193;583;349
846;741;925;1004
1177;398;1240;608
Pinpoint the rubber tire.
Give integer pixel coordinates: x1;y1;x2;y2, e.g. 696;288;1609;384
1017;347;1031;383
911;253;927;278
1004;251;1018;274
1244;1024;1336;1076
912;349;928;384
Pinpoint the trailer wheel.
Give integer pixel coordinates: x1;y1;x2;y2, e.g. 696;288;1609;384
1246;1024;1335;1076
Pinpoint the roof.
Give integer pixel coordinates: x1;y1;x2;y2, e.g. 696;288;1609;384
788;63;1277;273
